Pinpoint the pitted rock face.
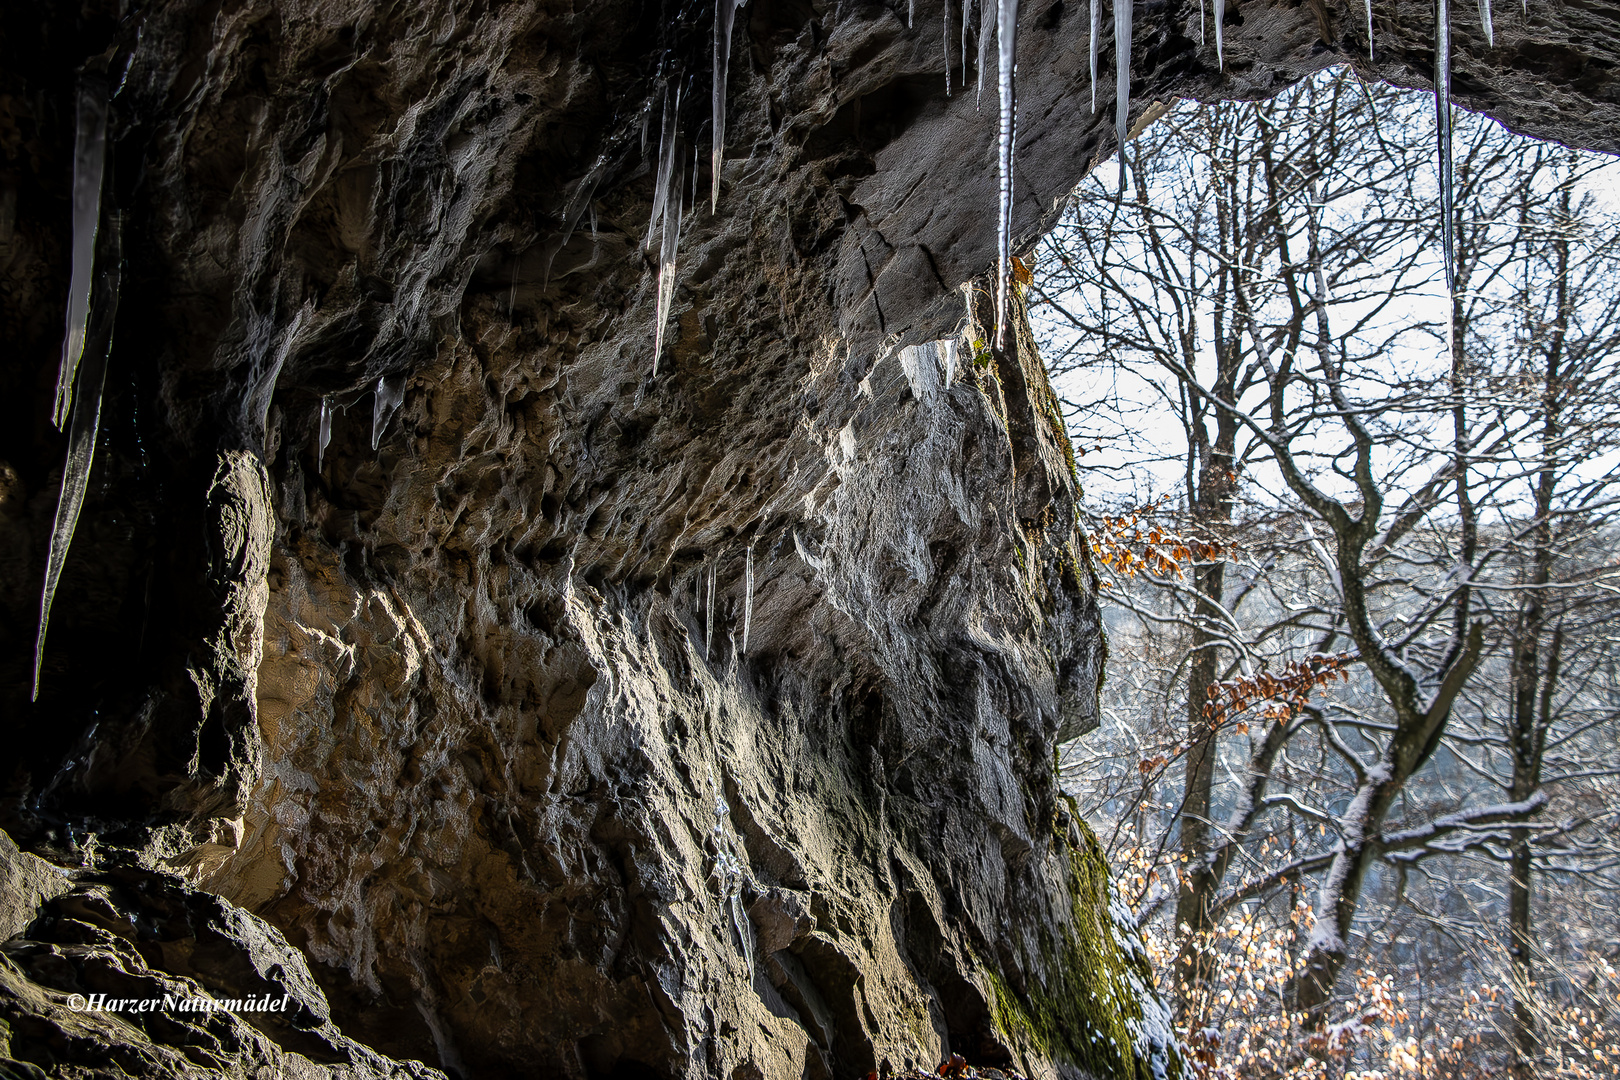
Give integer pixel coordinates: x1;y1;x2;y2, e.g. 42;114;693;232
1;0;1616;1077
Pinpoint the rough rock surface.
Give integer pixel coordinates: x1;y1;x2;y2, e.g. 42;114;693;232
0;830;446;1078
1;0;1616;1078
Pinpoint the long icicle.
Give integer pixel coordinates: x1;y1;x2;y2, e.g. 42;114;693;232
52;72;109;431
1090;0;1100;112
910;0;915;27
705;556;717;661
963;0;972;95
1436;0;1456;355
711;0;741;212
741;544;754;653
1365;0;1374;58
943;0;952;95
1477;0;1493;44
1116;0;1133;190
1214;0;1225;69
647;84;680;251
1200;0;1205;45
35;216;120;701
651;83;683;373
977;0;992;106
654;148;684;375
994;0;1020;347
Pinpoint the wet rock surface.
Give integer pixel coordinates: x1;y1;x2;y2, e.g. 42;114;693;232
0;0;1616;1077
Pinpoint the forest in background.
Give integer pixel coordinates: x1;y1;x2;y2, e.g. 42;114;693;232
1031;67;1620;1079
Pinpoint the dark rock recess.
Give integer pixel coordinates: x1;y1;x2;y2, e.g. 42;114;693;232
0;0;1615;1077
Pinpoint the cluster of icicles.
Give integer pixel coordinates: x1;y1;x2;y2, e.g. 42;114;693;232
32;0;1497;698
660;0;1494;362
694;544;755;661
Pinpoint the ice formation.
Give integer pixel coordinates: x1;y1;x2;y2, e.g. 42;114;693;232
962;0;972;94
52;74;109;431
977;0;992;106
741;545;754;653
1436;0;1456;308
705;556;717;660
994;0;1020;346
654;187;684;375
712;0;744;211
650;84;684;373
35;218;120;701
1116;0;1133;188
371;374;405;451
317;396;333;472
1213;0;1224;70
1090;0;1100;112
647;86;680;251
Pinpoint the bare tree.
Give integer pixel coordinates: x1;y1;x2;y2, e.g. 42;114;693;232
1035;66;1620;1070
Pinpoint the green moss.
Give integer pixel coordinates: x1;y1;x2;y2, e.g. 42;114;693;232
980;823;1182;1080
1040;383;1080;485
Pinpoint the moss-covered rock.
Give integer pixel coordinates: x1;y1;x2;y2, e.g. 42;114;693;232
984;821;1182;1080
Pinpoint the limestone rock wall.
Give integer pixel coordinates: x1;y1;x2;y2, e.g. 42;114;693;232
1;0;1616;1077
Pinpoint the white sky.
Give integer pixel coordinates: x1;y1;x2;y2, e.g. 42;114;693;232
1029;77;1620;520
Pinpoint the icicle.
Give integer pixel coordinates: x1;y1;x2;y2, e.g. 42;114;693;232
963;0;972;93
741;545;754;653
712;0;742;212
646;85;680;251
909;0;915;27
371;374;405;451
539;157;610;290
977;0;992;106
653;158;684;374
1199;0;1205;45
704;557;717;661
1089;0;1100;113
732;890;755;975
943;0;952;95
1477;0;1493;45
994;0;1019;348
35;217;120;701
52;73;109;432
316;396;332;472
941;338;960;384
1364;0;1373;58
1116;0;1133;189
1436;0;1455;305
558;164;605;247
650;84;684;374
1214;0;1224;69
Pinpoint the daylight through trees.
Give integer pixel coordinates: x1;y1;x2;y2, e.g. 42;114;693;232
1035;67;1620;1078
